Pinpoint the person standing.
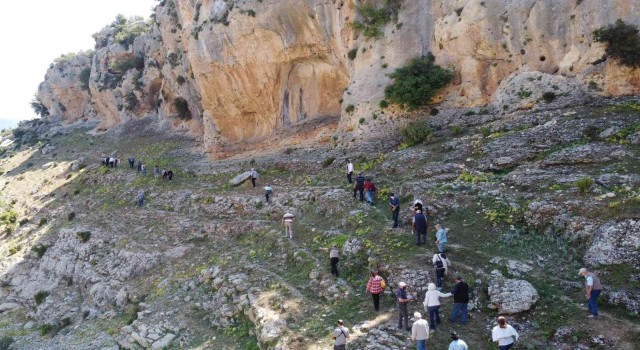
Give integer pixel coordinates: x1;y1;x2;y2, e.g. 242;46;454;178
422;283;452;332
250;168;259;188
579;267;603;318
448;332;468;350
396;282;412;331
141;164;147;176
154;165;161;179
411;312;430;350
413;210;428;245
128;157;135;169
329;244;340;277
491;316;519;350
435;224;448;253
137;160;143;173
353;173;365;202
346;159;354;184
332;319;349;350
363;178;376;205
389;193;400;228
282;213;295;239
264;184;273;203
432;252;451;290
366;272;384;311
449;276;469;325
136;190;145;208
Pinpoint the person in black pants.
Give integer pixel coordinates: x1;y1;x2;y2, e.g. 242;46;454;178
413;210;428;245
389;193;400;228
353;173;365;201
329;245;339;277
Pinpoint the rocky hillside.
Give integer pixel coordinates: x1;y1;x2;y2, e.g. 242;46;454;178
0;96;639;349
35;0;640;155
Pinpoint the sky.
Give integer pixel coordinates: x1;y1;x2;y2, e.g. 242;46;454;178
0;0;157;125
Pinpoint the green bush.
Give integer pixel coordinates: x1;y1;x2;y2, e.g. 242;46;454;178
109;56;144;74
174;97;191;120
176;75;186;85
39;217;48;227
34;291;49;305
593;20;640;67
379;100;389;109
451;125;464;135
575;177;594;194
347;48;358;60
31;98;49;117
345;104;355;113
384;53;454;110
0;209;18;225
359;117;366;124
112;14;151;48
67;212;76;221
79;67;91;90
77;231;91;243
542;91;556;103
0;336;14;350
31;245;48;258
322;157;335;168
400;121;435;146
351;1;401;38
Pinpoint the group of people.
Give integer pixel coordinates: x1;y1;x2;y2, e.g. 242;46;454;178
347;160;377;205
101;155;120;167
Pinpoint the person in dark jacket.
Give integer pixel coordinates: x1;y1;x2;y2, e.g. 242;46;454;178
449;276;470;324
412;210;427;245
389;193;400;228
353;173;365;202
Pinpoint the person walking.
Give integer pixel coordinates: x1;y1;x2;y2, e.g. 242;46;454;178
449;276;469;325
264;184;273;203
128;156;135;169
167;169;173;181
432;251;451;290
366;272;384;311
578;267;603;318
363;178;376;205
491;316;519;350
346;159;354;184
413;210;428;245
353;173;365;202
396;282;412;331
137;160;142;173
154;165;161;179
448;332;468;350
250;168;259;188
282;212;295;239
422;283;452;332
389;193;400;228
411;312;430;350
435;224;448;253
332;319;349;350
329;244;340;277
141;164;147;176
136;190;145;208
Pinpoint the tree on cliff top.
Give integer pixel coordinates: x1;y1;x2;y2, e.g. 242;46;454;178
593;19;640;67
111;14;151;48
384;53;454;110
30;97;49;117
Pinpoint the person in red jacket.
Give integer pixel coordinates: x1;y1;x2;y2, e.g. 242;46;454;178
363;178;376;205
366;271;384;311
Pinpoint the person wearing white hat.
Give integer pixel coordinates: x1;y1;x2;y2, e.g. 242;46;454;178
396;282;413;331
411;312;430;350
578;267;603;318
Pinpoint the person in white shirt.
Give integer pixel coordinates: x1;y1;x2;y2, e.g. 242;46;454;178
346;159;354;184
432;252;451;290
332;319;349;350
282;213;295;239
448;331;468;350
491;316;519;350
411;312;429;350
423;283;452;332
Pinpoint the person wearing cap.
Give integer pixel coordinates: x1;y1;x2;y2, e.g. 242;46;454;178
411;312;429;350
396;282;413;331
329;244;340;277
346;159;354;184
491;316;518;349
578;267;603;318
353;173;366;201
434;224;448;253
423;283;452;332
366;272;384;311
413;209;428;245
332;319;349;350
449;276;470;325
389;193;400;228
282;212;295;239
448;331;468;350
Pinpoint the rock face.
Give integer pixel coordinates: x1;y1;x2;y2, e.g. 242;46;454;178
584;220;640;267
35;0;640;153
488;273;539;314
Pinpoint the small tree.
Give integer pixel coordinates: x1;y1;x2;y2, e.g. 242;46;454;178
593;19;640;67
384;53;454;110
400;121;435;146
30;97;49;117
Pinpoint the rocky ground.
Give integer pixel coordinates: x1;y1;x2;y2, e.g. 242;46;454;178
0;97;639;349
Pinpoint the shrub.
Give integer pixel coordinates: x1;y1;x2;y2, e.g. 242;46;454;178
109;56;144;74
167;52;180;68
458;170;488;183
34;291;49;305
31;245;48;258
67;212;76;221
31;98;49;117
575;177;594;194
322;157;335;168
0;209;18;225
176;75;186;85
39;217;48;227
542;91;556;103
593;20;640;67
345;104;355;113
255;201;263;210
359;117;366;124
351;6;389;38
79;67;91;90
400;121;435;146
517;89;532;99
7;244;21;255
112;15;151;48
384;53;454;110
174;97;191;120
379;100;389;109
125;92;138;111
0;336;14;350
451;125;464;135
347;48;358;60
77;231;91;243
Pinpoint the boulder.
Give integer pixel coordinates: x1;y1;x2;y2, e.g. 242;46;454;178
151;333;176;349
230;171;252;186
0;302;21;313
488;277;539;314
70;157;86;171
41;144;56;155
584;220;640;267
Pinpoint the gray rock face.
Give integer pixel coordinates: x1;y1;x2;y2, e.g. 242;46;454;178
230;171;252;186
488;275;539;314
584;220;640;267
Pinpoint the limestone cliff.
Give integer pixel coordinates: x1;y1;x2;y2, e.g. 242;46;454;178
36;0;640;153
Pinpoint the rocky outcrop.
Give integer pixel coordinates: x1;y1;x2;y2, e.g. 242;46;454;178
584;220;640;267
35;0;640;154
488;272;539;314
